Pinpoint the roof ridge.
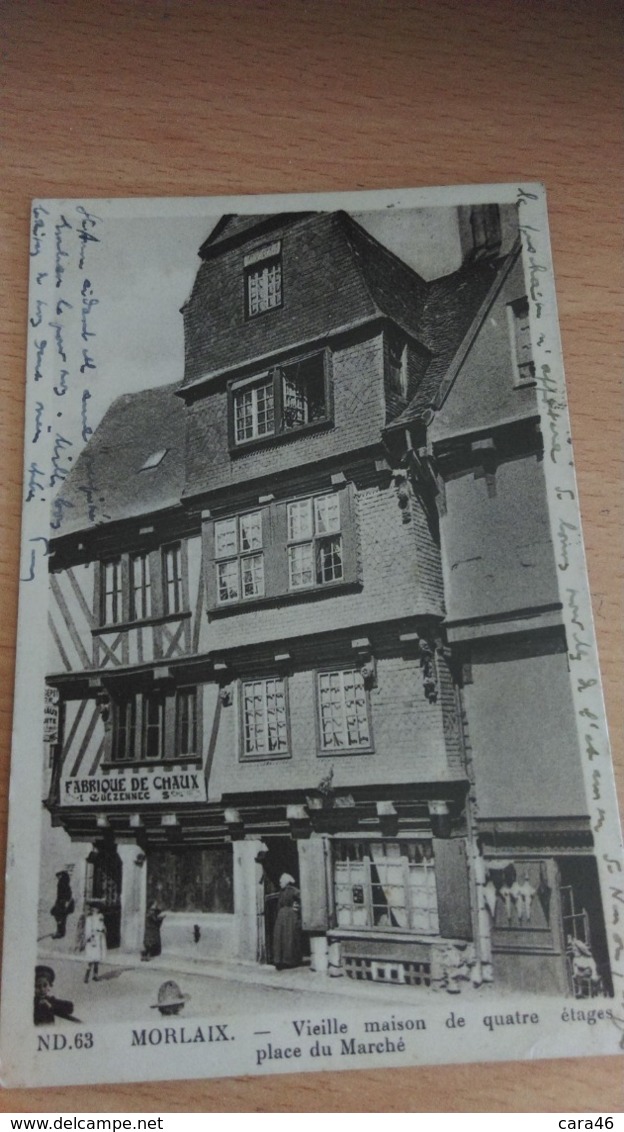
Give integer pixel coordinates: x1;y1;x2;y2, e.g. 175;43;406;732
340;212;428;289
198;210;317;259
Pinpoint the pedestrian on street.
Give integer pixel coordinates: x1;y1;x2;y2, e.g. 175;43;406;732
34;964;79;1025
141;901;166;961
50;870;75;939
83;901;107;983
272;873;302;970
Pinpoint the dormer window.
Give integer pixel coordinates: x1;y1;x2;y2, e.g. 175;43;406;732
244;241;282;317
230;350;331;449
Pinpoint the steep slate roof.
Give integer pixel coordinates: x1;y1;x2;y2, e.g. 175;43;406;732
387;251;513;428
181;211;429;390
341;214;429;340
51;212;517;539
198;214;302;256
50;382;186;537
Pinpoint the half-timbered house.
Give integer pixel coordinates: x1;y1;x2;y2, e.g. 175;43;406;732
42;205;611;997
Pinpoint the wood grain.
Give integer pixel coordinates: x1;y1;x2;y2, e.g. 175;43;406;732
0;0;622;1113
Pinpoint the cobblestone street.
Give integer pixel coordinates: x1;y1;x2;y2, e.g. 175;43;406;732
36;943;447;1031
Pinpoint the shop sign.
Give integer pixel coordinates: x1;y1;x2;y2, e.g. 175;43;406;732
61;769;206;807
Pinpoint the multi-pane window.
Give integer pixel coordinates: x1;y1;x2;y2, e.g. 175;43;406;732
208;486;356;612
234;377;275;443
246;255;282;318
231;353;328;446
215;511;264;603
143;691;165;761
241;677;288;757
507;297;535;386
175;688;197;757
130;552;152;621
162;544;184;615
318;668;370;751
288;493;342;589
102;558;123;624
333;840;439;933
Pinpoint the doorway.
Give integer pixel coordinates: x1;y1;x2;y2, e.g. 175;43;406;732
259;837;308;965
85;841;123;949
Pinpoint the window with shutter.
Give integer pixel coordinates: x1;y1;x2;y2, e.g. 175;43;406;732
229;350;331;448
175;688;198;757
162;544;184;615
99;543;189;627
109;686;201;765
101;558;124;625
130;552;152;621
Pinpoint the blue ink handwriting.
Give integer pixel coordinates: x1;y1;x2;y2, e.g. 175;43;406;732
80;348;96;374
32;401;45;444
54;369;69;397
30;205;50;258
54;214;72;289
29;299;47;328
80;278;99;342
25;461;46;502
49;433;73;487
50;495;75;532
76;205;102;271
34;338;48;382
20;536;50;582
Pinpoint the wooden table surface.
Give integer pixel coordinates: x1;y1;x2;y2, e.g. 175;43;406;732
1;0;622;1113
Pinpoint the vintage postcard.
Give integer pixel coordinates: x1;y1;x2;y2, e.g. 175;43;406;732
1;183;622;1088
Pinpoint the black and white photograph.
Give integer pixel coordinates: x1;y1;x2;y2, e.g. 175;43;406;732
1;183;622;1089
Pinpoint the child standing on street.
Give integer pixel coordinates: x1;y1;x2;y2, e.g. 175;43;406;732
83;901;107;983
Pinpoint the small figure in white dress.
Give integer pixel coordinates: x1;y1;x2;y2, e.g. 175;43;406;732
83;901;107;984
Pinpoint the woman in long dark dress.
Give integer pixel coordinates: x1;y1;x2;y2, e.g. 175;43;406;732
272;873;302;970
141;902;166;960
50;870;74;939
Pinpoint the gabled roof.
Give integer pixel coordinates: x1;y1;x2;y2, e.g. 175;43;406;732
198;213;315;259
50;382;187;537
51;214;519;540
181;211;429;390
